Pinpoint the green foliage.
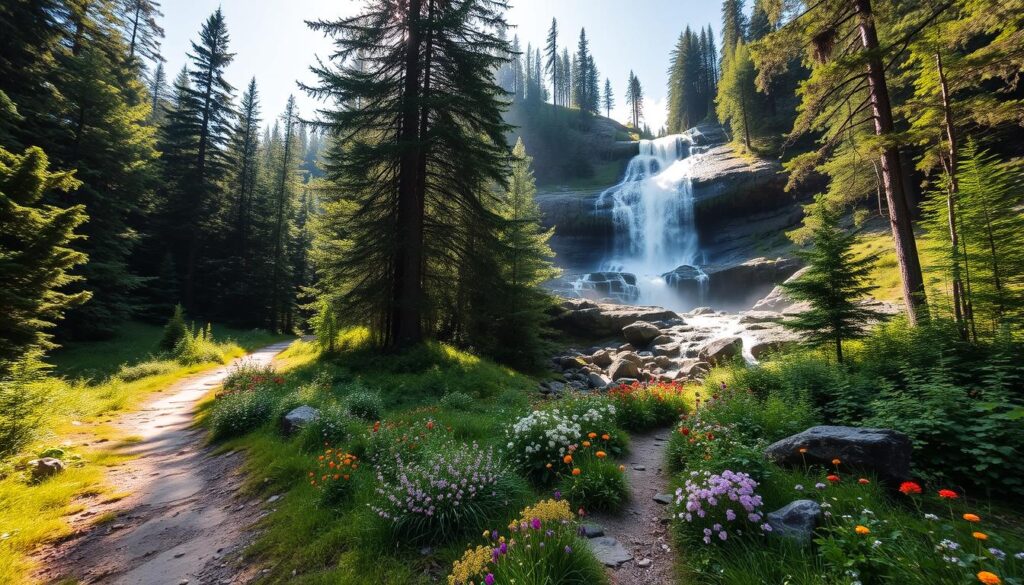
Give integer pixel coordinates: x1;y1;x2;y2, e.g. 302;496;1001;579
113;359;177;382
172;323;226;365
0;362;48;459
668;26;717;133
311;299;339;353
345;389;383;422
782;206;879;363
606;381;691;432
209;388;277;440
158;304;188;351
439;391;474;412
489;526;608;585
558;453;629;513
716;41;758;151
0;145;89;377
298;403;359;453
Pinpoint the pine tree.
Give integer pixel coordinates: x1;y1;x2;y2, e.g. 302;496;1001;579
306;0;514;348
625;71;644;129
117;0;164;67
603;78;614;118
0;146;89;376
560;49;572;107
269;96;299;332
721;0;747;63
510;34;524;101
573;29;599;114
782;205;879;363
544;18;559;106
148;60;166;124
716;41;756;151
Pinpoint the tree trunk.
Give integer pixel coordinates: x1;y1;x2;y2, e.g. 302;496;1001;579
935;51;967;339
392;0;425;347
854;0;928;324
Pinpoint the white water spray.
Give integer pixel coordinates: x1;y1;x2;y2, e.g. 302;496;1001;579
590;134;708;307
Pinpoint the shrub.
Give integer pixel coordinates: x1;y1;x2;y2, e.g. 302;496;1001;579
558;452;629;514
607;381;690;431
696;383;818;444
666;418;771;481
221;361;280;395
0;369;47;459
439;391;474;411
209;388;277;440
352;417;454;465
173;323;226;365
298;403;359;452
370;442;527;543
674;470;771;544
310;447;362;506
505;403;617;484
345;388;384;421
447;499;608;585
158;304;188;351
114;359;176;382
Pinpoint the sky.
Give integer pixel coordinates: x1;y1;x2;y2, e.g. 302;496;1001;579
161;0;724;132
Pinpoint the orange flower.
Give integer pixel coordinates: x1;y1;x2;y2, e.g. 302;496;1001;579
977;571;1002;585
563;455;573;464
546;463;553;469
899;481;922;495
572;468;581;476
973;531;988;541
333;474;340;480
855;525;870;535
582;441;591;448
827;475;840;483
596;451;607;459
832;458;841;466
938;489;958;499
964;513;981;523
798;447;808;454
601;434;610;440
858;478;870;485
588;432;597;439
619;465;625;472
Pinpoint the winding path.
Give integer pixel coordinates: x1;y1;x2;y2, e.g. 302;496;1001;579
32;341;294;585
588;429;678;585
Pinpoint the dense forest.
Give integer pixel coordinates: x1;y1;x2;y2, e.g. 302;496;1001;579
1;0;1023;584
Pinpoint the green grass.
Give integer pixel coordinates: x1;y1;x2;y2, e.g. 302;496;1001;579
0;321;289;584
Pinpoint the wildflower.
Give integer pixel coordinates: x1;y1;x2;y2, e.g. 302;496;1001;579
1014;552;1024;560
798;447;808;454
899;481;922;495
815;482;826;489
582;441;591;447
484;574;495;585
619;465;625;472
988;548;1006;560
588;432;597;439
924;513;940;521
601;434;610;440
680;427;690;436
855;525;870;535
483;530;490;538
563;455;573;464
564;545;573;554
974;532;989;541
964;513;981;523
531;518;542;530
858;478;870;485
552;490;561;501
596;451;607;459
426;420;435;430
938;489;958;499
546;463;552;469
572;468;581;476
827;475;840;483
977;571;1001;585
832;458;841;466
794;484;804;491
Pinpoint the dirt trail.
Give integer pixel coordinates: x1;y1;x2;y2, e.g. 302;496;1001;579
589;429;678;585
32;341;294;585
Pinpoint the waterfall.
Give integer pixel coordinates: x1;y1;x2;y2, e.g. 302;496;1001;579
588;134;708;307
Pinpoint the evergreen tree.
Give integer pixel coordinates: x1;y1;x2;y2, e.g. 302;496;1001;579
117;0;164;66
573;29;597;113
782;206;879;363
269;95;299;332
625;71;644;128
544;18;559;106
721;0;746;63
747;0;774;41
716;41;756;151
148;60;166;124
510;34;524;101
306;0;514;348
560;49;572;108
0;146;89;376
603;78;614;118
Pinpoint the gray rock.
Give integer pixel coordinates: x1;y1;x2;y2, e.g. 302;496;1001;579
623;321;662;346
652;334;673;345
587;536;633;567
738;311;784;324
637;558;653;568
591;349;613;368
765;426;912;484
28;457;65;480
698;336;742;366
580;522;605;538
608;358;641;380
281;405;320;436
653;342;681;357
652;493;673;505
767;499;821;545
551;299;682;340
588;372;612;389
653;355;673;369
689;306;715;316
615;377;639;386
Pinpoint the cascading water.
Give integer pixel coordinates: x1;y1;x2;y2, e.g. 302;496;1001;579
584;134;708;308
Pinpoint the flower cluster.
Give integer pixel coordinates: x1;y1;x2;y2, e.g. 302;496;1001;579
506;405;615;482
362;416;453;465
310;448;360;504
675;469;770;544
517;498;574;525
607;380;691;430
370;443;512;542
219;362;282;396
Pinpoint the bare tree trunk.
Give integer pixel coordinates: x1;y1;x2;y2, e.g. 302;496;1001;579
393;0;425;347
854;0;928;324
935;51;967;339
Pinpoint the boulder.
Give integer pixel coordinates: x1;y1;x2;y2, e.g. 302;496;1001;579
281;405;320;435
652;334;673;345
753;267;810;312
738;311;784;324
765;426;912;484
617;352;643;365
550;299;681;339
587;536;633;567
653;355;674;369
664;258;802;311
680;360;710;379
539;381;566;396
591;349;613;368
28;457;65;480
575;272;640;303
622;321;661;346
698;336;742;366
689;306;715;316
653;342;680;357
608;358;641;381
580;523;605;538
767;500;821;545
588;372;612;389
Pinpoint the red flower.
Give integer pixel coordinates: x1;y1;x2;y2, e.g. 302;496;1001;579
680;427;690;436
858;478;870;485
938;489;958;499
899;481;922;495
827;474;840;483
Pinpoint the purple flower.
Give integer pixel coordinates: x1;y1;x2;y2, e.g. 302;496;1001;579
553;490;562;501
484;574;495;585
499;542;508;555
531;517;542;530
564;545;573;554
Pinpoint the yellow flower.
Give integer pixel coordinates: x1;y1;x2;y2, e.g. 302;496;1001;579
517;499;574;525
978;571;1002;584
964;513;981;523
447;545;491;585
855;525;870;535
973;531;989;541
619;465;626;472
